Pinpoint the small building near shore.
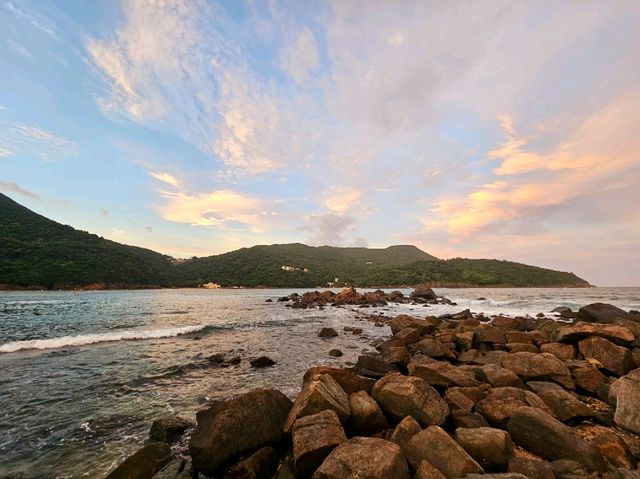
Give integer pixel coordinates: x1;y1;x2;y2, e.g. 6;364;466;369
202;282;221;289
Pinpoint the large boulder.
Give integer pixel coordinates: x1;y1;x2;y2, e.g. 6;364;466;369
572;364;606;394
455;427;514;469
411;285;438;301
190;389;292;475
224;446;279;479
372;373;449;427
303;367;375;395
388;415;422;450
499;352;571;382
346;391;388;436
578;336;634;376
591;432;636;469
106;443;172;479
393;327;422;345
404;426;483;477
508;456;555;479
408;357;480;387
475;387;552;428
149;415;191;443
479;364;525;389
414;461;446;479
507;407;605;472
292;410;347;478
285;374;350;434
354;355;396;378
611;368;640;434
539;343;576;361
578;303;638;325
555;322;635;345
527;382;594;422
312;437;410;479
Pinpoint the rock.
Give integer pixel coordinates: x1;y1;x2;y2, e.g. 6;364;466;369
507;343;539;354
579;336;634;376
612;369;640;434
508;457;555;479
319;328;338;338
393;327;421;345
346;391;388;436
592;432;636;469
388;415;422;450
389;315;420;334
405;426;483;477
417;338;452;358
303;367;375;395
408;357;480;387
451;410;490;429
372;372;449;427
328;349;343;357
555;322;635;345
149;415;191;443
250;356;276;368
507;406;605;472
153;458;191;479
190;388;292;475
292;410;347;478
444;388;475;412
505;331;533;344
224;446;279;479
285;374;350;434
549;459;589;479
475;326;507;345
106;442;172;479
414;460;446;479
354;355;396;378
578;303;638;325
380;344;410;366
573;365;606;394
450;384;492;404
411;285;438;301
492;316;524;330
475;387;552;427
527;382;594;422
479;364;525;389
455;427;514;469
459;350;509;366
499;352;571;383
540;342;576;360
312;437;410;479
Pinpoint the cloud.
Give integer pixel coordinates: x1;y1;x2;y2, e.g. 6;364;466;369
0;123;76;160
0;147;16;157
148;171;182;189
0;181;39;199
280;27;320;85
298;212;355;246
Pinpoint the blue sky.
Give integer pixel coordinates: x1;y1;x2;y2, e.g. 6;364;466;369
1;0;639;286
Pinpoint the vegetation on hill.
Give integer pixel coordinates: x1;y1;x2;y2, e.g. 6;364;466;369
0;193;591;289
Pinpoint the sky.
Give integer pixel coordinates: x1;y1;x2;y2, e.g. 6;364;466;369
1;0;639;286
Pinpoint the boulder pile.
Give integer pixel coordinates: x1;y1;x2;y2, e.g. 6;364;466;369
105;301;640;479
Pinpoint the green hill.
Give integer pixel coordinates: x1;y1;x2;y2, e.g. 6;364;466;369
0;193;591;289
0;193;176;289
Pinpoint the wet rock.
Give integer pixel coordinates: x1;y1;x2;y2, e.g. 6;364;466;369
153;458;191;479
346;390;388;436
540;342;576;360
414;460;446;479
408;357;480;387
405;426;483;477
106;442;172;479
313;437;410;479
372;372;449;427
292;410;347;478
318;328;338;339
455;427;514;469
388;415;422;450
285;374;350;434
224;446;279;479
328;349;343;357
507;406;605;472
611;369;640;434
190;388;292;475
273;456;296;479
354;354;396;378
479;364;526;389
250;356;276;368
508;456;555;479
555;322;635;345
579;336;634;376
303;367;375;395
149;415;192;443
591;432;636;469
411;285;438;301
578;303;637;325
475;386;552;427
499;352;571;384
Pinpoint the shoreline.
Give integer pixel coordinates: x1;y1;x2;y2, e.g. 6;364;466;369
101;287;640;479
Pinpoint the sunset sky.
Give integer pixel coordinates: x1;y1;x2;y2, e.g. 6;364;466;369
1;0;639;286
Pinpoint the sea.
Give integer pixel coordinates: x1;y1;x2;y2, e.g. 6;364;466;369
1;287;639;478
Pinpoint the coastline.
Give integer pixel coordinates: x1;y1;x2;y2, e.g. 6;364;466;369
100;287;640;479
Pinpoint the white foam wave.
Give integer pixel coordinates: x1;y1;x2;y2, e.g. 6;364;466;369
0;324;208;353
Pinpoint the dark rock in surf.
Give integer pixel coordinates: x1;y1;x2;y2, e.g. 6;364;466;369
149;415;192;443
250;356;276;368
106;442;172;479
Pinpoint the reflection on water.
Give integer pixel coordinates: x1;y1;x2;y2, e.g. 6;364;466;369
0;287;638;478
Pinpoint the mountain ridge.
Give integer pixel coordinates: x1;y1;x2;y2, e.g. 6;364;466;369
0;193;591;289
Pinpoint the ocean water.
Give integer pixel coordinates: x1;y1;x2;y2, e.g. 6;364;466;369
0;287;638;478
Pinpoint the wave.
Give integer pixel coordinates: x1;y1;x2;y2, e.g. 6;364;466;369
0;324;210;353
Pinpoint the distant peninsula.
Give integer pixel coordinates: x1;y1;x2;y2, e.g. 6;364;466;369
0;193;591;290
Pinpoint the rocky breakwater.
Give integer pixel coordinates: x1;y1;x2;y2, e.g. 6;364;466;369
104;298;640;479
